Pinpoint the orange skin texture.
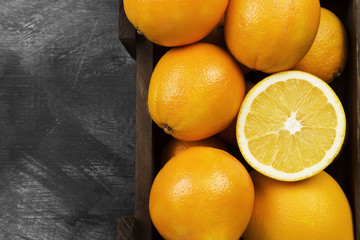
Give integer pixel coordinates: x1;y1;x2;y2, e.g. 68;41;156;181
148;43;246;141
201;18;252;75
243;171;354;240
160;136;228;168
149;147;254;240
224;0;320;73
294;8;348;83
218;79;255;145
124;0;228;47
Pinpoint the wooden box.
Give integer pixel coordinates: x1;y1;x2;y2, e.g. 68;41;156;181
118;0;359;239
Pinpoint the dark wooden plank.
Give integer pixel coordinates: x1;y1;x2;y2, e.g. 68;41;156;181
119;0;136;59
135;35;155;240
117;215;135;240
344;0;360;239
356;3;360;239
351;0;360;238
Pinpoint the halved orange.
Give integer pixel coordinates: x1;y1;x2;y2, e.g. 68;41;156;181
236;71;346;181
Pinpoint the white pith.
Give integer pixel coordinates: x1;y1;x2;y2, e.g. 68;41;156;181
283;111;302;134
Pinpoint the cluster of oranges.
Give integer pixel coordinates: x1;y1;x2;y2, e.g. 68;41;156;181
124;0;353;239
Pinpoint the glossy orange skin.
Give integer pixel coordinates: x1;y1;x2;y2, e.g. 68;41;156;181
218;79;255;145
224;0;320;73
124;0;228;47
243;171;354;240
294;8;348;83
149;147;254;240
160;136;228;168
148;43;245;141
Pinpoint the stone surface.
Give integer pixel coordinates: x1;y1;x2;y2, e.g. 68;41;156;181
0;0;136;239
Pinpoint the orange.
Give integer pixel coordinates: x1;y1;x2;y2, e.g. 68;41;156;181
218;79;255;145
160;136;228;168
237;71;346;181
224;0;320;73
123;0;228;47
149;147;254;240
294;8;348;83
148;43;246;141
200;18;251;75
243;171;354;240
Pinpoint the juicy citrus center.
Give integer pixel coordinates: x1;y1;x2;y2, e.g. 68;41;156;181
244;78;337;173
283;111;302;134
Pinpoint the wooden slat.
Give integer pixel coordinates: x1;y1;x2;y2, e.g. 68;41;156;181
118;2;156;239
135;35;155;240
344;0;360;239
117;216;135;240
119;1;136;59
352;0;360;238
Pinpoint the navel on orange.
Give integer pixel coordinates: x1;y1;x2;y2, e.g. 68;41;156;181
124;0;228;47
149;147;254;240
224;0;320;73
236;71;346;181
148;43;246;141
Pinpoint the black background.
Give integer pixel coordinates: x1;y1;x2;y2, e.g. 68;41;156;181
0;0;136;239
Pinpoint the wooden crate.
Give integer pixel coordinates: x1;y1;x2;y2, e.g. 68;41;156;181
118;0;359;239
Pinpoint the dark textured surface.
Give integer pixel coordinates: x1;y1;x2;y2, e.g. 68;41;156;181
117;216;134;240
0;0;136;239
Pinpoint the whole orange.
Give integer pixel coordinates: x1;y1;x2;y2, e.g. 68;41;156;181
160;136;228;168
148;43;245;141
294;8;348;83
149;147;254;240
243;171;354;240
224;0;320;73
123;0;228;47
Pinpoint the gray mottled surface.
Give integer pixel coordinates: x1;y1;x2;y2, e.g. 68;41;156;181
0;0;136;239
